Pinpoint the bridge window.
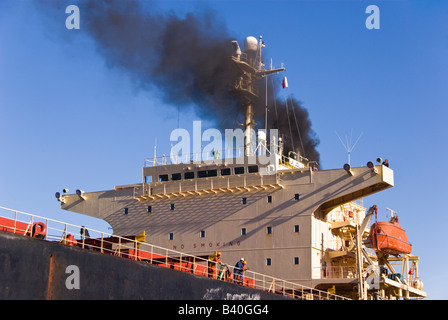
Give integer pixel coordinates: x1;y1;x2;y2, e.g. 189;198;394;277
170;203;175;211
266;226;272;234
198;169;217;178
267;195;272;203
241;228;247;236
200;230;206;238
221;168;231;176
248;165;258;173
169;233;174;240
159;174;169;182
184;171;195;179
294;225;300;233
266;258;272;266
124;208;129;215
242;197;247;205
294;193;300;201
147;206;152;213
208;169;217;177
171;173;181;181
234;167;244;174
145;176;152;183
294;257;300;265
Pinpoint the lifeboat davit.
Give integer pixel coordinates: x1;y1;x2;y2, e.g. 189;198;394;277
369;216;412;255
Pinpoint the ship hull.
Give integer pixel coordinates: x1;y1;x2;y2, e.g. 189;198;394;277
0;232;290;300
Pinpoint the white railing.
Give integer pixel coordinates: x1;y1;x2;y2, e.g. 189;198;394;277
144;149;310;169
0;206;349;300
144;147;248;167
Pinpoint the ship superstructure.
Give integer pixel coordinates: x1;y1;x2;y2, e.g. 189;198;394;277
56;36;426;299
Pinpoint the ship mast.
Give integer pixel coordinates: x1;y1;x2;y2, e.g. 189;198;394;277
231;36;285;156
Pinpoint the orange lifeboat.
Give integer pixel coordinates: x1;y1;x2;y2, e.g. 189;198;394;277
369;215;412;255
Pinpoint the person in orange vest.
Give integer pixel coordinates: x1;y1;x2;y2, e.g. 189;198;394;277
207;251;222;278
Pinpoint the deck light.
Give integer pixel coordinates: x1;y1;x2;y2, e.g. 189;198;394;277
76;189;86;200
55;192;65;203
343;163;353;176
367;161;378;174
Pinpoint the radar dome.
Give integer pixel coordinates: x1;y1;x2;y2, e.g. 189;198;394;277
244;36;258;53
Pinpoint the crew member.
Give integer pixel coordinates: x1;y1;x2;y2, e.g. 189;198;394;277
208;251;222;278
80;226;90;239
382;159;389;167
234;258;247;284
80;226;91;249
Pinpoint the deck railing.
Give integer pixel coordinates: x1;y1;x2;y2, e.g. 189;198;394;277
143;146;309;169
144;147;254;167
0;205;349;300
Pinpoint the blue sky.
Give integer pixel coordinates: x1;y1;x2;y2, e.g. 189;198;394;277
1;0;447;299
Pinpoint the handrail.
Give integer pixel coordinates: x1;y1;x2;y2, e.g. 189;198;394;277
144;145;314;170
145;146;250;167
0;205;349;300
144;144;285;168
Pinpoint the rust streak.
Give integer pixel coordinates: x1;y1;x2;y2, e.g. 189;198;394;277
46;254;55;300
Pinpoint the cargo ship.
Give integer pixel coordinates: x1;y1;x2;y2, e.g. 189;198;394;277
0;36;426;300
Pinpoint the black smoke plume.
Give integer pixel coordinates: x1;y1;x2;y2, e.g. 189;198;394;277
53;0;320;163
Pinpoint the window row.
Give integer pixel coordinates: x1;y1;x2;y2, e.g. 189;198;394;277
150;165;260;183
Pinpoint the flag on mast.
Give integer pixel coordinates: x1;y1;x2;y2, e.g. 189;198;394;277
282;76;288;88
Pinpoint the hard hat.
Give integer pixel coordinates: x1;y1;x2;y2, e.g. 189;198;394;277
240;258;244;261
217;252;222;256
243;261;247;265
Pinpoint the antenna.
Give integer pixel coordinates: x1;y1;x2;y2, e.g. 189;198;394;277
386;208;397;218
335;130;363;165
153;137;157;166
231;36;284;157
